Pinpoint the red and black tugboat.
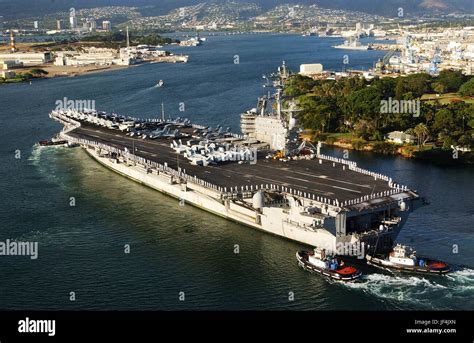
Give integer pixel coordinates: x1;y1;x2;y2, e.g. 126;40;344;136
366;244;450;275
38;140;68;147
38;136;69;147
296;247;362;281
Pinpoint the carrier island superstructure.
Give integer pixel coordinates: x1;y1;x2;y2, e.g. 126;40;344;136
49;63;424;255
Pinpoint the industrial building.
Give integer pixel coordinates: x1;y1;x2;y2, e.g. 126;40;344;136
0;52;52;66
0;70;16;78
54;47;138;66
299;63;324;76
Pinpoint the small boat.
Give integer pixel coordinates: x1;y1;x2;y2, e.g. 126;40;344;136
366;244;450;274
296;247;362;281
156;80;164;88
38;139;68;147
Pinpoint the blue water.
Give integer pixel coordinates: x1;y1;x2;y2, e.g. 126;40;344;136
0;34;473;310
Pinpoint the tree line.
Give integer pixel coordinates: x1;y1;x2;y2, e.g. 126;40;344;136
81;32;179;47
285;70;474;150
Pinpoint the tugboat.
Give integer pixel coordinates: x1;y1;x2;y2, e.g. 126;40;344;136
296;247;362;281
366;244;450;274
38;138;69;147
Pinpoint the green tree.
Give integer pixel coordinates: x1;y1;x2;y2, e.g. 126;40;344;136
458;134;473;149
347;86;383;132
413;123;430;147
395;78;405;100
354;119;376;140
432;81;446;94
433;70;465;93
433;108;455;132
403;73;432;97
30;68;48;77
459;78;474;97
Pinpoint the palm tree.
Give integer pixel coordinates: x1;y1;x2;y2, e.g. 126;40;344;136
413;123;430;148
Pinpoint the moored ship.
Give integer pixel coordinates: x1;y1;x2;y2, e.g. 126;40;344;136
333;36;371;50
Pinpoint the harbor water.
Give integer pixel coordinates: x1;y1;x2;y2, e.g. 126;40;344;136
0;34;473;310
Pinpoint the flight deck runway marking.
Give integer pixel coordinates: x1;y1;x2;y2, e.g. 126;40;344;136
209;167;333;195
256;164;372;189
285;175;361;194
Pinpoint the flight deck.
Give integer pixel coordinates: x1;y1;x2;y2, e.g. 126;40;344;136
69;123;394;203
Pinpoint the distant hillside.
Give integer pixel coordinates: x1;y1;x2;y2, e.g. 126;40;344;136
0;0;472;20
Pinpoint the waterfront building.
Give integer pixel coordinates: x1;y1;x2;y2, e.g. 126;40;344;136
387;131;415;145
388;28;474;75
53;47;138;67
1;60;19;69
299;63;324;76
0;52;52;66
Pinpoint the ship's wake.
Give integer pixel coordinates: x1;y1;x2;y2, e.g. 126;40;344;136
28;143;73;187
342;268;474;310
28;144;44;165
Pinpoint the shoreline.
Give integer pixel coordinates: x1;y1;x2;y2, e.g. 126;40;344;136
1;64;135;84
41;64;135;78
2;54;188;84
321;139;474;165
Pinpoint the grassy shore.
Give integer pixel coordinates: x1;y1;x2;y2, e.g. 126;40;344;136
302;131;474;165
1;64;133;85
421;93;474;105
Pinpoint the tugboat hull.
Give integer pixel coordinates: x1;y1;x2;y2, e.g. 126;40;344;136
38;140;69;147
296;251;362;281
366;255;450;275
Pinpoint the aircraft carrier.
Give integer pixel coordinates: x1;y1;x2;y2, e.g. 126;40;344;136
49;63;424;255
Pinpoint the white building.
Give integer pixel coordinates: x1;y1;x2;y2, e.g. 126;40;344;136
0;52;52;66
54;48;115;66
299;63;323;76
387;131;415;144
1;60;19;69
102;21;111;31
53;47;138;67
